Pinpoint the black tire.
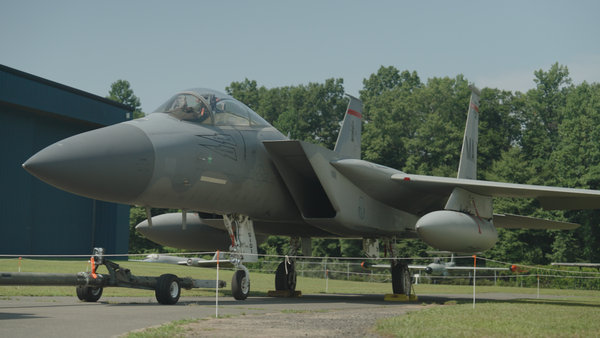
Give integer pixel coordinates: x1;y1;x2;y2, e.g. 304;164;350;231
76;286;103;302
391;263;411;296
232;270;249;300
155;274;181;305
275;261;296;293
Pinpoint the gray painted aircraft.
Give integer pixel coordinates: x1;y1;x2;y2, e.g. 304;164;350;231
23;85;600;300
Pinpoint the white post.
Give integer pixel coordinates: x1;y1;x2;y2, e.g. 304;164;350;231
326;269;329;293
473;255;476;309
216;250;219;318
347;262;350;280
494;270;496;286
537;275;540;299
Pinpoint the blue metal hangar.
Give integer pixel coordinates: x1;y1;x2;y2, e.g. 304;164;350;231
0;64;133;256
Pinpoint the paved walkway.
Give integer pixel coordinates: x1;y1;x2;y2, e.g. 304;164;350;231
0;293;558;338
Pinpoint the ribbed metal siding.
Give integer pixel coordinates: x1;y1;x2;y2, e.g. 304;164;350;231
0;67;131;256
0;105;35;254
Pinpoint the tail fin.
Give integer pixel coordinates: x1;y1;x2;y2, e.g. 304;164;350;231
334;94;363;159
457;85;481;180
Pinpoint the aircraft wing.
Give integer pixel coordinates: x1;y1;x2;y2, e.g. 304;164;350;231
391;174;600;211
408;265;429;270
361;262;513;272
361;262;429;270
187;258;234;268
444;266;511;271
331;159;600;217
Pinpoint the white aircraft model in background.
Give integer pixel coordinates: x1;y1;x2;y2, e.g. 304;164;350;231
133;252;232;268
552;262;600;271
362;253;517;277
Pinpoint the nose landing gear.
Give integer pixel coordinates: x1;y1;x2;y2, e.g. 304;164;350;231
224;214;258;300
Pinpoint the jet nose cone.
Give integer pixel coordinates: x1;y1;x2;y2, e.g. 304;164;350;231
23;123;155;204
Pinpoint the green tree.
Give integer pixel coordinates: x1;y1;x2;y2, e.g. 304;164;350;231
549;81;600;262
520;63;572;172
226;78;259;111
477;88;523;173
227;78;348;150
106;79;144;119
402;75;471;177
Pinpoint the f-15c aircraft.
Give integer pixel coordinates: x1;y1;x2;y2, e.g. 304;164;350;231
23;85;600;300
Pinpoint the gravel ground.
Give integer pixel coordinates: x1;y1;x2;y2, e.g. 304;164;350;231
180;305;424;337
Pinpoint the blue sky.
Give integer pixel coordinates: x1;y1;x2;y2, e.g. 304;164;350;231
2;1;599;113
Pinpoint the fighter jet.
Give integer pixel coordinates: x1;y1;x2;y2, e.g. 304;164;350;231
23;85;600;300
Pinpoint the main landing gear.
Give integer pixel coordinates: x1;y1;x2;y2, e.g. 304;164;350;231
224;214;258;300
379;237;412;297
275;237;301;295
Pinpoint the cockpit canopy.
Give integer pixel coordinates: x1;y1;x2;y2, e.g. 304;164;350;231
152;88;270;127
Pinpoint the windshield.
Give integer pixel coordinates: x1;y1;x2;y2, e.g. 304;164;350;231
152;88;271;127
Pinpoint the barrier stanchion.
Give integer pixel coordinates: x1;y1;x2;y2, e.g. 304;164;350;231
473;255;476;309
216;250;219;318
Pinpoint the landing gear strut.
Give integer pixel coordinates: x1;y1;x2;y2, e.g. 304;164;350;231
275;237;300;295
224;214;258;300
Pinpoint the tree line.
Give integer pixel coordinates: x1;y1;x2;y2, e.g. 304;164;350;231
107;62;600;265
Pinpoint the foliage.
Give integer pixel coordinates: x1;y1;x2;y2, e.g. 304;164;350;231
106;79;144;118
227;78;347;150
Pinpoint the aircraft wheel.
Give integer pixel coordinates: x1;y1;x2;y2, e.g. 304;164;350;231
275;261;296;293
76;286;103;302
391;263;411;296
155;274;181;305
232;270;249;300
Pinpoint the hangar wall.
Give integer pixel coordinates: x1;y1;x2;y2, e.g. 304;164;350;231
0;64;133;255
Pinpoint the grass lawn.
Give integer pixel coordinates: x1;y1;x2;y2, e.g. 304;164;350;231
376;298;600;337
1;258;599;298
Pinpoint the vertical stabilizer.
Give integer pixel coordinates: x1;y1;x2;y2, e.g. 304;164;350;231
457;85;481;180
334;94;363;159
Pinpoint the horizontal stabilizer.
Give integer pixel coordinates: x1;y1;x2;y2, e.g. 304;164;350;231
493;213;579;229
